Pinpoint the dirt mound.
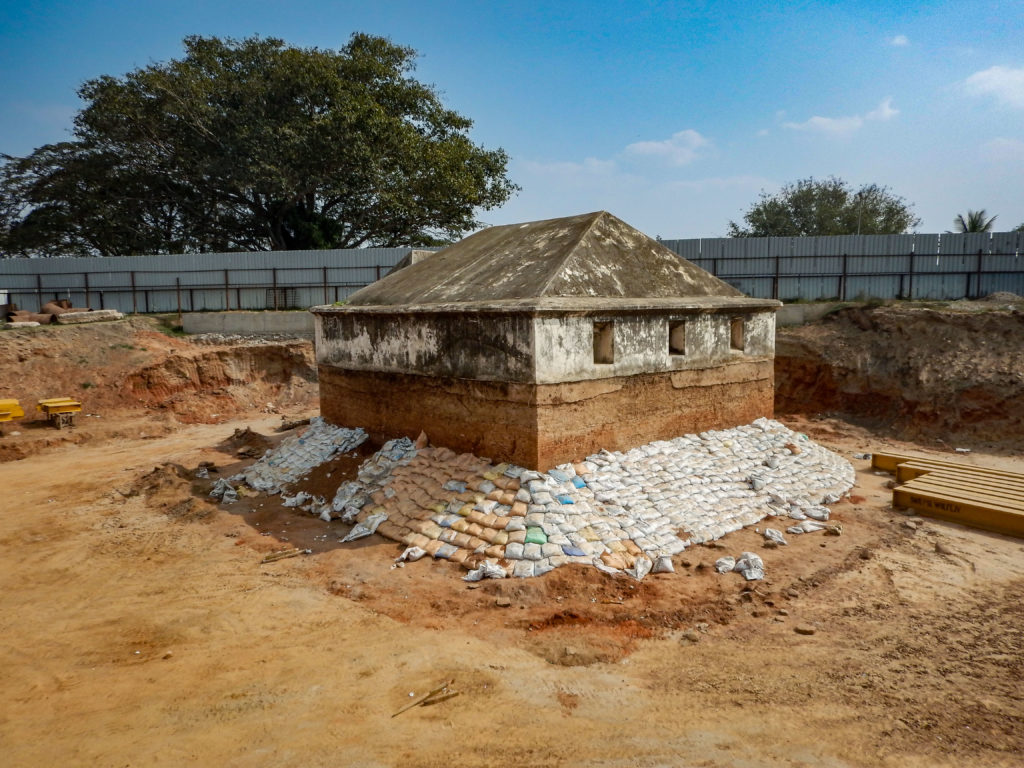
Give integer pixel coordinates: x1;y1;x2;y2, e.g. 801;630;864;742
218;426;273;458
776;304;1024;449
124;462;214;520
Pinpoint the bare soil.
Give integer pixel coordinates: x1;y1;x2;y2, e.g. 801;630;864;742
0;311;1022;767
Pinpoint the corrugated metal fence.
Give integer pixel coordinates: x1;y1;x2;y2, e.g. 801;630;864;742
2;232;1023;312
0;247;414;314
661;231;1024;300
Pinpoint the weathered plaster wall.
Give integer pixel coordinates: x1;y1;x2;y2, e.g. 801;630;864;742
316;311;534;382
532;310;774;384
316;309;775;385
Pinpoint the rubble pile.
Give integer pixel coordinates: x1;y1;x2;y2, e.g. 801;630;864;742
247;417;854;580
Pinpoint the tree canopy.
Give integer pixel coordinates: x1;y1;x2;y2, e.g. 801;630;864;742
0;34;518;257
950;209;997;233
728;176;920;237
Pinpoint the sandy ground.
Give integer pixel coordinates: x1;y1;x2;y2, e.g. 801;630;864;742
1;408;1022;768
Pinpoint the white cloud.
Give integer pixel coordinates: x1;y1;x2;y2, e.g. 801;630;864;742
866;97;899;121
887;34;909;47
962;65;1024;109
624;129;711;166
783;98;898;136
980;137;1024;163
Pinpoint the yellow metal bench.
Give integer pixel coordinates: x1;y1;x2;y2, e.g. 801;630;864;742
36;397;82;429
0;398;25;424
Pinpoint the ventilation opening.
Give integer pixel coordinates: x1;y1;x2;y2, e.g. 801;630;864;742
668;321;686;356
730;317;745;352
593;322;614;364
266;287;299;310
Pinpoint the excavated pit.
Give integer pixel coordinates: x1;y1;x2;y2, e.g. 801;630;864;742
775;302;1024;450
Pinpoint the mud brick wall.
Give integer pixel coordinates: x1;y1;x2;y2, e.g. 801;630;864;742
319;358;773;470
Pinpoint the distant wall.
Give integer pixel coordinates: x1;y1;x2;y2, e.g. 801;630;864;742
182;311;315;336
0;247;417;315
661;231;1024;301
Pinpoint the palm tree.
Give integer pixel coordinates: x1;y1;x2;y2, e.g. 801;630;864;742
951;209;998;233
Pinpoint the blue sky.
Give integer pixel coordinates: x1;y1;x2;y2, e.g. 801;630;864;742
2;0;1022;237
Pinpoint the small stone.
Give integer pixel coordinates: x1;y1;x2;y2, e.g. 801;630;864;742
777;608;789;616
935;541;955;555
495;596;511;607
794;624;816;635
785;587;799;598
902;520;918;531
162;651;174;660
680;629;700;644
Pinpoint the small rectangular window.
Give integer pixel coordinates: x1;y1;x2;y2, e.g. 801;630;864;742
593;321;614;364
668;321;686;355
730;317;745;352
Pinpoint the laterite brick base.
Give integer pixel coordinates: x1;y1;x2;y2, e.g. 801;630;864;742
319;359;773;470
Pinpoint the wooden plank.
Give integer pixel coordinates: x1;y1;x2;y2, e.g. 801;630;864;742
892;486;1024;538
893;460;1022;483
893;461;1022;483
901;479;1024;512
874;451;1020;479
897;468;1024;501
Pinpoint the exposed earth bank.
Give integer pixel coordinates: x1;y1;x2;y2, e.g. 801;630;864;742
0;317;317;461
775;300;1024;451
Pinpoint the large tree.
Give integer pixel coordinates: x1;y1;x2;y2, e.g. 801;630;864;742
728;176;920;237
0;34;517;257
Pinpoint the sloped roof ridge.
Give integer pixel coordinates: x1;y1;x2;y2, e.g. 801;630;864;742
535;210;607;297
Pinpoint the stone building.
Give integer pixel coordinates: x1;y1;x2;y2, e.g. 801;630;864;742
312;211;779;470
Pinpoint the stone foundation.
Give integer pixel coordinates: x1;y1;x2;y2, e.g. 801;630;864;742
319;358;773;470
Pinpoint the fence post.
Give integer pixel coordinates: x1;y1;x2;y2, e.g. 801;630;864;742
907;252;915;300
375;264;382;281
130;271;138;314
772;241;779;300
975;251;983;299
176;277;182;325
35;274;42;309
83;272;90;310
840;253;848;300
272;268;278;310
323;266;328;304
224;269;230;311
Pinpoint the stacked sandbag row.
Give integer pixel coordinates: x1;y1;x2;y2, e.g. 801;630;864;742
241;417;367;493
336;418;855;579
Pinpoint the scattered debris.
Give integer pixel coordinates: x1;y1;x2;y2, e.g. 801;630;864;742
733;551;765;581
763;528;788;546
260;548;311;564
714;556;736;573
392;680;458;718
209;478;238;504
463;561;507;581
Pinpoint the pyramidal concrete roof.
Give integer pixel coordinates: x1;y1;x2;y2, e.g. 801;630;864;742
345;211;744;307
